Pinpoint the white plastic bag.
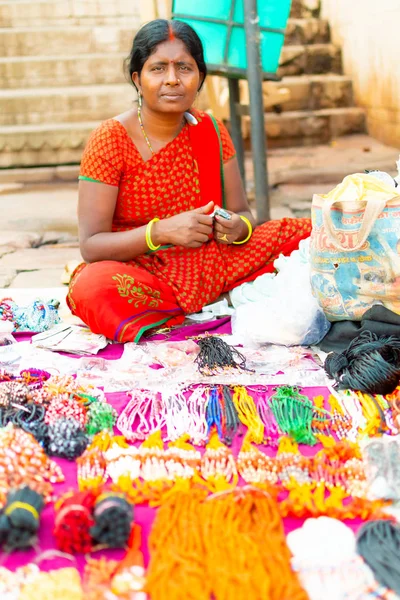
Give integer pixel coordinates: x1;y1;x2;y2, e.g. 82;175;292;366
231;238;330;346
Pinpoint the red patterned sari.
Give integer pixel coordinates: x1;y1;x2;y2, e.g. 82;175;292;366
67;111;311;342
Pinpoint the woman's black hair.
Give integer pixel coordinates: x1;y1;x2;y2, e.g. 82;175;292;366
125;19;207;91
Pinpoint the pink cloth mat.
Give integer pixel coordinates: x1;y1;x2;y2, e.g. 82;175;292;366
2;327;362;573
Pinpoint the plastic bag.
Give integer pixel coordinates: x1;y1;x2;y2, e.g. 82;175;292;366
310;172;400;321
231;238;330;346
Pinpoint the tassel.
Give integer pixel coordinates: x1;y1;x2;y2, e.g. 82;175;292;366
221;385;240;445
200;431;238;492
270;386;317;446
0;486;44;550
146;490;209;600
232;386;264;444
202;487;308;600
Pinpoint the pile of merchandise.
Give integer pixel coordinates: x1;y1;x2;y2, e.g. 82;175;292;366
3;294;400;600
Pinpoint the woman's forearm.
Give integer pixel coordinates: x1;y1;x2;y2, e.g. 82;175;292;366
80;226;150;263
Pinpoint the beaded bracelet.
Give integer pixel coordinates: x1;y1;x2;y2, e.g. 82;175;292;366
232;215;253;245
146;217;161;251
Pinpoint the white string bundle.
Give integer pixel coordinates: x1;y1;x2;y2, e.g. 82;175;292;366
116;389;165;441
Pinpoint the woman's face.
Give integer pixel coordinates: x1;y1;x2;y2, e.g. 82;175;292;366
133;38;203;113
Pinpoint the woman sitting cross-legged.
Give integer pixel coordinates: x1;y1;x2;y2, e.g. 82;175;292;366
67;18;311;342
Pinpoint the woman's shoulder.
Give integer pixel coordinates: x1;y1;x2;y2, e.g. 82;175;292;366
87;118;128;144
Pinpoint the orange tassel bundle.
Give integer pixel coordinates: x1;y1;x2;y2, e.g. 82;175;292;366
146;489;209;600
146;487;307;600
202;487;308;600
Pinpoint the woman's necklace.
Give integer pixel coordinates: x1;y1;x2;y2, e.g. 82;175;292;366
137;105;190;156
137;103;155;155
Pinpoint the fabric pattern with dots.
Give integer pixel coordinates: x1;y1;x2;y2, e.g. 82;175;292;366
69;111;311;342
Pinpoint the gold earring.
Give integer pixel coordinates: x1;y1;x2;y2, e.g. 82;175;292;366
138;91;142;108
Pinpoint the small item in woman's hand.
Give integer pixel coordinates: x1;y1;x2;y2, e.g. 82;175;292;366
212;207;231;220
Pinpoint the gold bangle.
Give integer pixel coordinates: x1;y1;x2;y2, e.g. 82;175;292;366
233;215;253;245
146;217;161;251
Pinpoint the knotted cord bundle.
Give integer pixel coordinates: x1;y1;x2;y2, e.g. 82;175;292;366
325;331;400;395
0;486;44;551
356;520;400;594
194;336;250;375
53;490;96;554
90;491;134;548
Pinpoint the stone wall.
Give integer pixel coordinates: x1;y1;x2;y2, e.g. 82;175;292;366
0;0;141;26
322;0;400;148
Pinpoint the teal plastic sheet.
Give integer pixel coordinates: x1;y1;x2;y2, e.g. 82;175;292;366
172;0;291;77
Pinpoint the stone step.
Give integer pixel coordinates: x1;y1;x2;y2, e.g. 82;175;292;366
0;107;366;168
285;19;330;46
0;75;354;126
0;0;140;27
0;53;126;89
266;74;354;112
290;0;321;19
0;19;330;58
278;44;342;77
0;121;99;168
0;26;135;57
0;45;342;90
261;107;367;149
0;84;134;126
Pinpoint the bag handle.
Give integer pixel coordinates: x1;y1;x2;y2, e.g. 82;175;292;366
322;196;388;252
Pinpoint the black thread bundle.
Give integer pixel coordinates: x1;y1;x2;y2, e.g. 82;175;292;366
45;418;88;460
357;520;400;594
195;336;250;375
222;386;240;445
90;492;134;548
0;402;47;444
0;486;44;551
324;331;400;395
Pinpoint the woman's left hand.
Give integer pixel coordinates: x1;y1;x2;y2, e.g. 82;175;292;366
214;211;247;244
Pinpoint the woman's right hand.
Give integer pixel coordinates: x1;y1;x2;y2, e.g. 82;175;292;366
152;201;214;248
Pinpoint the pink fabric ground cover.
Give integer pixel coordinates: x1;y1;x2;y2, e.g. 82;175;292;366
2;326;362;573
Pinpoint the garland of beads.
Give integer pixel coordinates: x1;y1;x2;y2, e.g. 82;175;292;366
106;431;203;506
0;425;64;508
44;395;88;428
0;381;32;408
45;418;88;460
200;431;238;493
237;434;279;487
77;445;108;491
0;565;83;600
86;402;117;435
117;389;166;442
